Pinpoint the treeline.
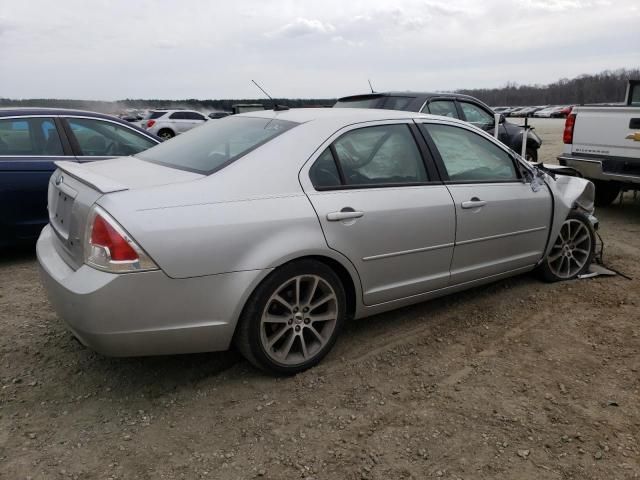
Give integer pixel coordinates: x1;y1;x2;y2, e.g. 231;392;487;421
1;68;638;112
457;68;639;106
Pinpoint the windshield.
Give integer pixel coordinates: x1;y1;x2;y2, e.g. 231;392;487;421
136;116;298;174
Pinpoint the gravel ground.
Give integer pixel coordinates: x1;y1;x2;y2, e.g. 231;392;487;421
1;119;639;479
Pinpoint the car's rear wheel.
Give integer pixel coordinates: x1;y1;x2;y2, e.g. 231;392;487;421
539;211;595;282
157;128;175;140
235;260;346;375
593;180;621;207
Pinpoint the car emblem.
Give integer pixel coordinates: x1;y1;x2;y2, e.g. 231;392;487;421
55;175;64;186
626;132;640;142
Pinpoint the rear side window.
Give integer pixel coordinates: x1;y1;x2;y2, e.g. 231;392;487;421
67;118;157;156
309;124;428;189
0;117;63;155
309;148;341;189
422;124;518;182
136;116;297;174
381;96;414;110
630;83;640;106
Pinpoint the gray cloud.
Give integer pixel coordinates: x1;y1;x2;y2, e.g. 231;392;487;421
0;0;637;99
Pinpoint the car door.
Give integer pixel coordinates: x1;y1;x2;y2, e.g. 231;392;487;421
418;121;552;285
300;121;455;306
0;116;73;242
168;112;190;133
62;116;158;163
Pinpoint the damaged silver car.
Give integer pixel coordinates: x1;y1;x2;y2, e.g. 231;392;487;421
37;108;597;374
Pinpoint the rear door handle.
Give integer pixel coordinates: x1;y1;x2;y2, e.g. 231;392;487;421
327;208;364;221
461;198;487;209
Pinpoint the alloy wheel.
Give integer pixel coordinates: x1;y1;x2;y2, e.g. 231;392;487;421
546;218;592;279
260;275;338;366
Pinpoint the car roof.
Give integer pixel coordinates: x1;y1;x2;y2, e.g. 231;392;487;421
0;107;129;122
236;106;465;125
337;91;486;103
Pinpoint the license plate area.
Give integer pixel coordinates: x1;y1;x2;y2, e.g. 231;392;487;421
49;182;77;240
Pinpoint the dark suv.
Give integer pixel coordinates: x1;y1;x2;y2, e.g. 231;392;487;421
334;92;542;161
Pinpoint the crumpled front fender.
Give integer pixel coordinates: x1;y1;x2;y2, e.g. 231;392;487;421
542;174;596;259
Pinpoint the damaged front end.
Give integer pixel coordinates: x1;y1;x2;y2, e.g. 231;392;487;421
538;167;598;260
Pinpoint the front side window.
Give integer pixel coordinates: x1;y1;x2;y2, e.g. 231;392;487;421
67;118;156;156
0;117;63;155
459;102;494;129
186;112;205;120
422;124;518;182
136;116;297;174
149;111;167;119
332;124;427;186
424;100;459;119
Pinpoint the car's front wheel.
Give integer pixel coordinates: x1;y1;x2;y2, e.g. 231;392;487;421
538;211;595;282
235;260;346;375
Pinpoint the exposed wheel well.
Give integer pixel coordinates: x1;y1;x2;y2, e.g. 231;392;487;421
306;255;357;320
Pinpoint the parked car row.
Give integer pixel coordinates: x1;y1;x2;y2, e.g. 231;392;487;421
493;105;574;118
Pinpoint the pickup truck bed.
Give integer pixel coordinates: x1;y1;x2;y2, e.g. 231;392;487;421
558;80;640;206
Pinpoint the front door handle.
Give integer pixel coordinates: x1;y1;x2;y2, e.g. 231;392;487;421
327;208;364;221
461;198;487;209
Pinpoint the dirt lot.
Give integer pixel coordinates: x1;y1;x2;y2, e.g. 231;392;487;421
1;119;639;479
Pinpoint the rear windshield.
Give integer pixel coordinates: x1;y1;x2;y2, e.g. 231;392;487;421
136;116;298;174
149;111;167;119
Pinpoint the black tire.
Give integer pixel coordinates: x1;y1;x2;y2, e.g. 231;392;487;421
157;129;175;140
538;210;595;283
234;259;346;375
593;180;621;207
525;147;538;162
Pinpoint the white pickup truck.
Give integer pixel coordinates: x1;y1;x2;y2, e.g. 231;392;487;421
558;80;640;206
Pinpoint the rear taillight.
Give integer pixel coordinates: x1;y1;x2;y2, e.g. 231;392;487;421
85;206;157;273
563;113;576;144
146;119;156;128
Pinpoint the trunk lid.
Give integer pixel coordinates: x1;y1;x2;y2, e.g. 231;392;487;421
48;157;203;269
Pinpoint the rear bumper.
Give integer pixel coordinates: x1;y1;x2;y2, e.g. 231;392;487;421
37;225;267;357
558;154;640;185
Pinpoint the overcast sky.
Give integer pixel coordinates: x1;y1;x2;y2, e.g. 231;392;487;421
1;0;638;100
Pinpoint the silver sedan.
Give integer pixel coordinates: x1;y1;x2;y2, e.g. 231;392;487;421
37;108;597;374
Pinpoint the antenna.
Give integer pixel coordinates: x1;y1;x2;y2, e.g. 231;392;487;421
252;80;273;101
368;79;375;93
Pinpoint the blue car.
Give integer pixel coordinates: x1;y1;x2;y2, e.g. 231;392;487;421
0;108;161;247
